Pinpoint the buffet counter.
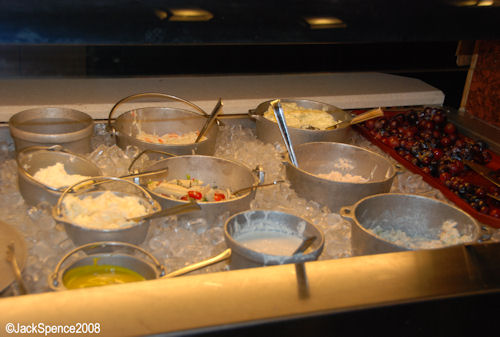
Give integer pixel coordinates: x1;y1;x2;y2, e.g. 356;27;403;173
1;73;499;337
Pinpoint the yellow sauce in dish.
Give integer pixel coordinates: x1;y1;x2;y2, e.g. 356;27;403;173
63;264;146;289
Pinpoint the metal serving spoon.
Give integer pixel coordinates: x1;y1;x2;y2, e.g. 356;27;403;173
325;107;384;130
272;99;299;167
233;180;285;196
195;98;224;143
44;168;170;193
128;199;201;222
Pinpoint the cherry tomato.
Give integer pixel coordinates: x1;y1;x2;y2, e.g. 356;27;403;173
180;195;188;201
187;191;202;200
214;193;226;201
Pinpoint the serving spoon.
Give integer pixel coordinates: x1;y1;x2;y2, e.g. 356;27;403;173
325;107;384;130
128;199;201;222
6;242;28;295
233;180;285;196
195;98;224;143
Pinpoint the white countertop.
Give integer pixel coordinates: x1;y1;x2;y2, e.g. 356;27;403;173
0;72;444;121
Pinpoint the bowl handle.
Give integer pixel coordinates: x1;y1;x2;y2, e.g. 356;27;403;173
394;163;406;175
49;241;166;290
53;176;159;219
128;149;178;174
106;92;210;133
339;205;354;219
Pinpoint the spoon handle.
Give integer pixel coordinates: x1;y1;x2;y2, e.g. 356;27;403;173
196;98;223;143
272;99;299;167
162;248;232;279
128;200;201;222
6;243;28;294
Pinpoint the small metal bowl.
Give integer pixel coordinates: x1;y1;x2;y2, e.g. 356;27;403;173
285;142;403;212
9;107;94;154
340;193;481;256
224;209;325;269
49;241;165;291
249;98;353;146
108;93;219;156
52;177;161;246
16;146;103;206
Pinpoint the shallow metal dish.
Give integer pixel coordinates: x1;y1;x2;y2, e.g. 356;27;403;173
16;146;103;206
107;93;219;156
285;142;403;212
9;107;94;154
249;98;353;146
340;193;481;256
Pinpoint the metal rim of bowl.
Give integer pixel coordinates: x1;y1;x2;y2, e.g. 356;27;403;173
342;192;481;249
8;107;94;143
286;141;400;185
143;154;261;204
223;208;326;260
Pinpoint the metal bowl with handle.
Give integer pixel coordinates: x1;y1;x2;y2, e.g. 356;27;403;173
285;142;403;212
16;145;103;206
52;177;162;246
107;93;220;156
49;241;231;291
340;193;481;256
249;98;381;146
129;149;265;222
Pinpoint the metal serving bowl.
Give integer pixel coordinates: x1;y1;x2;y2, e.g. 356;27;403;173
340;193;481;256
249;98;353;146
285;142;403;212
107;93;219;156
9;107;94;154
49;241;232;291
224;209;325;269
52;177;161;246
16;146;103;206
130;150;264;221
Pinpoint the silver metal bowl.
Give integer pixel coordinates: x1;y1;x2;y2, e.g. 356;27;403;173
249;98;353;146
9;107;94;154
131;150;264;222
16;146;103;206
107;93;219;156
224;209;325;269
49;241;165;291
52;177;161;246
285;142;403;212
340;193;481;256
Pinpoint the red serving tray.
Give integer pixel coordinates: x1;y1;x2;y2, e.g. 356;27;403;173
353;109;500;228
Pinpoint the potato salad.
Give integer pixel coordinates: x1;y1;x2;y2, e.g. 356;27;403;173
264;102;340;130
136;130;206;144
148;176;233;202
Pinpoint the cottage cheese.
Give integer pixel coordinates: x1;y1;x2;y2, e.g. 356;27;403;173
264;102;339;130
62;191;149;230
371;220;473;249
33;163;92;189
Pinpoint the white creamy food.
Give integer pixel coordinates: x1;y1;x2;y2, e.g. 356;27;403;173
371;220;473;249
236;231;304;256
33;162;92;189
263;102;339;130
148;176;233;202
62;191;149;230
136;130;206;144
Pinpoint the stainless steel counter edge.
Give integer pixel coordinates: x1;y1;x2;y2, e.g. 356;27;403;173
1;243;499;337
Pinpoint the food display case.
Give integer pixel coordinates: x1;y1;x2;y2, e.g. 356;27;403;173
1;1;500;336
